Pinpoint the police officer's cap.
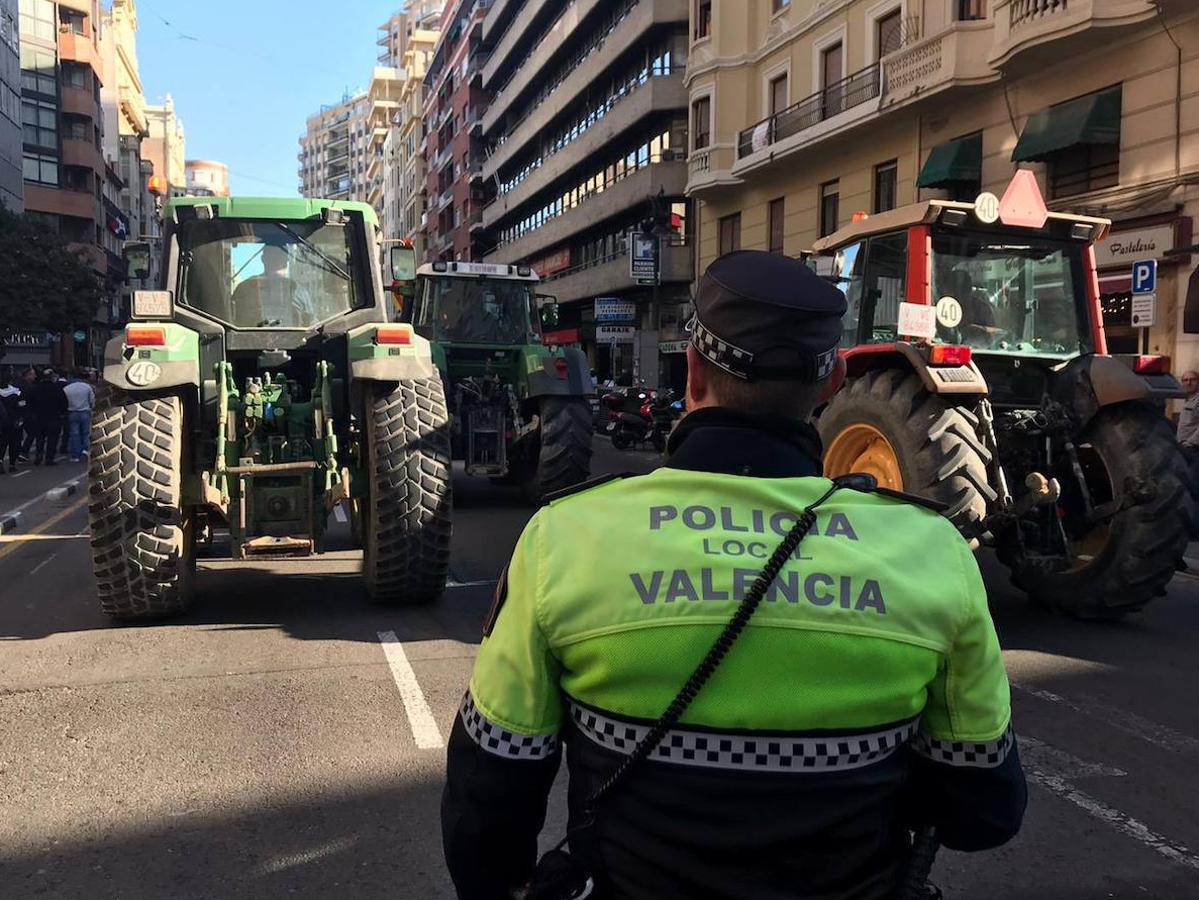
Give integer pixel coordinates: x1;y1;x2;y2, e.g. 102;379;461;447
689;250;847;383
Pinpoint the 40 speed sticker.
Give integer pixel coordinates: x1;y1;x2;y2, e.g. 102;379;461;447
126;361;163;387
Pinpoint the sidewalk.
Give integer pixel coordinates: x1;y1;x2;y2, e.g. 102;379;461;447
0;460;87;533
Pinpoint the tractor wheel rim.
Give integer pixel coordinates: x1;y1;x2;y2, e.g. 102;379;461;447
1063;442;1115;573
824;424;904;490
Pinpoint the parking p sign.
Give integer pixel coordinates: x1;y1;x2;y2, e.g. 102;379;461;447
1132;259;1157;295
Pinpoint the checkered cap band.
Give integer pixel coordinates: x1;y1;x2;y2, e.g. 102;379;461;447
568;700;919;773
689;316;755;380
912;725;1014;769
460;693;559;760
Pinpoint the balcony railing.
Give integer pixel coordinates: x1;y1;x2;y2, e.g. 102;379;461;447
689;148;710;175
737;64;881;159
1010;0;1067;26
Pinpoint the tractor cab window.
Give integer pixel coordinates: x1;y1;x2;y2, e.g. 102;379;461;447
417;277;536;344
860;232;908;343
178;219;360;328
821;241;864;347
931;233;1091;357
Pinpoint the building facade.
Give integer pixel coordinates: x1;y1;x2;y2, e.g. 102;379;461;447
480;0;693;386
298;92;371;202
185;158;229;197
422;0;489;262
0;0;21;211
688;0;1199;370
388;21;439;253
366;66;404;220
143;93;185;195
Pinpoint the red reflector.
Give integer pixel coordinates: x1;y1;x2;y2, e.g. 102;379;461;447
1133;355;1170;375
375;326;412;345
126;327;166;347
553;358;568;379
929;344;972;366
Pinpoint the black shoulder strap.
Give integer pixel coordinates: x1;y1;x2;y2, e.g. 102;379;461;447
832;473;949;514
541;472;632;506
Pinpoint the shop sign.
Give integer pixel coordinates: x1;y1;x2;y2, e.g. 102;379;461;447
596;325;636;343
595;298;636;322
630;233;659;285
3;332;50;347
1094;223;1175;269
531;247;572;277
659;340;689;354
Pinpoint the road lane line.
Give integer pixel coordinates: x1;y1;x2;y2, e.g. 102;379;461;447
0;496;87;562
1020;736;1126;778
10;469;29;478
28;553;57;577
0;474;82;522
1015;683;1199;753
377;630;444;750
1028;771;1199;871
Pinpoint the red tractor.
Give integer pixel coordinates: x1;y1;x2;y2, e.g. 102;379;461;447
810;172;1195;619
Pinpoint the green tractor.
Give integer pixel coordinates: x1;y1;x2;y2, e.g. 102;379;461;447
388;253;593;502
89;197;453;620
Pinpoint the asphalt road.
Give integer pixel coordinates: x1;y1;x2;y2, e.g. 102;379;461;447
2;439;1199;900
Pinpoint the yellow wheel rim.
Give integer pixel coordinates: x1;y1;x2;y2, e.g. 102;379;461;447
824;423;904;490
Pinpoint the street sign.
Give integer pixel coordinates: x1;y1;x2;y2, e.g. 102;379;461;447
630;232;660;285
1132;259;1157;295
594;298;636;322
973;192;1000;224
1131;292;1156;328
596;325;636;342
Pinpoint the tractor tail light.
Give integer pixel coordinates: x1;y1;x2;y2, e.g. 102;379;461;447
375;325;412;345
126;326;166;347
929;345;972;367
1134;355;1171;375
554;359;568;380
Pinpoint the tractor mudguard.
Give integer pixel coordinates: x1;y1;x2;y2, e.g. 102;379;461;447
102;322;200;392
1052;355;1184;429
526;346;590;398
843;342;988;396
346;323;437;382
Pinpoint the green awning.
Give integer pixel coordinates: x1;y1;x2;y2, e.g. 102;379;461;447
1011;87;1122;162
917;133;982;189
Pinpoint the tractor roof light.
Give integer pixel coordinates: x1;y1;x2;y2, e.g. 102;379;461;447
928;344;972;367
1133;355;1171;375
375;325;412;345
431;261;448;272
126;326;166;347
553;358;569;379
852;211;869;223
517;265;532;276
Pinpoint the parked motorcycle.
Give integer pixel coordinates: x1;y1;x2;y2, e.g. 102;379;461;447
596;382;655;435
611;390;682;453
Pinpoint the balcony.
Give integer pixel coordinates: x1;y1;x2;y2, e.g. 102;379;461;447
479;0;681;170
990;0;1162;70
60;86;97;118
468;209;486;233
541;239;692;304
879;22;997;112
490;76;687;224
61;138;102;172
434;143;454;172
25;184;98;221
685;145;739;196
483;0;554;89
484;161;686;265
57;28;98;69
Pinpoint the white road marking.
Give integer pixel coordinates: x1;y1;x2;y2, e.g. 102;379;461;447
1015;683;1199;753
446;578;497;589
377;630;444;749
0;475;81;521
28;553;57;577
10;469;29;478
254;835;359;875
333;504;348;523
1020;736;1125;778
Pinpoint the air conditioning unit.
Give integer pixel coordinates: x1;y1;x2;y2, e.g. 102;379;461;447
660;149;685;162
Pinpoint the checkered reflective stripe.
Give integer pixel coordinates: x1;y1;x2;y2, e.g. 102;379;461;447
567;701;919;773
912;725;1014;768
689;317;755;380
459;693;559;761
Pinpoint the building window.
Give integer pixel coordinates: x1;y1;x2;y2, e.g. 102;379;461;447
20;46;56;96
62;63;88;90
21;99;56;149
1049;143;1119;199
718;212;741;256
63;117;89;142
877;10;903;58
819;180;840;238
23;152;57;185
692;97;710;150
773;0;791;11
769;74;788;116
874;160;898;213
19;0;55;42
821;42;844;117
61;8;86;34
768;197;785;254
957;0;987;20
695;0;711;39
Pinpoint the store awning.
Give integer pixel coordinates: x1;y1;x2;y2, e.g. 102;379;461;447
917;133;982;189
1011;87;1122;162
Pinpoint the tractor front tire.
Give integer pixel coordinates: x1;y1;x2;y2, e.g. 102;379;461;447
88;388;195;620
533;397;593;501
998;406;1193;619
818;369;994;530
364;377;453;605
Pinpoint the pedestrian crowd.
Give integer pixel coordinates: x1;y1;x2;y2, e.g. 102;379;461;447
0;366;96;473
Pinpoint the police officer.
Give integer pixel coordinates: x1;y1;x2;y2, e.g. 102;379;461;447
442;250;1027;900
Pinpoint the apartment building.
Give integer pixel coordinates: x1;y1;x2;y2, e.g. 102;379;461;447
479;0;693;386
366;66;404;221
185;159;228;197
422;0;489;262
687;0;1199;368
386;18;440;251
378;1;444;68
0;0;21;211
298;92;372;202
143;94;185;196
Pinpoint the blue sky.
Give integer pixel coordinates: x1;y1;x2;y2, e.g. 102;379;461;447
135;0;404;197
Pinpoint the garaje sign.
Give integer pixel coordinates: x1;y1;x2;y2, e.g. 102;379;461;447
1094;224;1176;269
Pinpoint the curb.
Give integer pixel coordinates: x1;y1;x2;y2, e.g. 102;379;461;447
0;512;20;534
0;476;84;534
46;480;80;503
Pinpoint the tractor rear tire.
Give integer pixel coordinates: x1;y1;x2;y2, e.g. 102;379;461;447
364;377;452;605
533;397;593;501
818;369;994;530
88;388;195;620
998;406;1193;619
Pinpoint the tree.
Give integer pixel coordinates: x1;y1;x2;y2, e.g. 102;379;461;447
0;207;104;336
